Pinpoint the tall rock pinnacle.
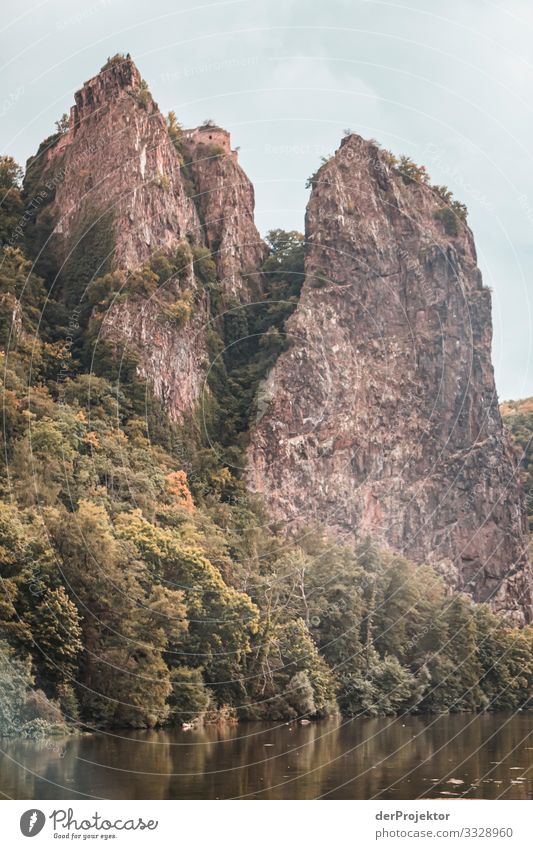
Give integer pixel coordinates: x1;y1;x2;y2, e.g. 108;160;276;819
28;55;202;271
24;56;265;419
247;134;532;622
182;125;266;300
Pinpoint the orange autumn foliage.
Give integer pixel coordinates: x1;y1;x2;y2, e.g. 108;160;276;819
165;470;194;513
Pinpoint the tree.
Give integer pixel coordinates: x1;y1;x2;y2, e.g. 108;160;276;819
168;666;212;724
27;587;82;694
0;156;23;189
0;640;33;736
114;511;259;705
55;113;70;135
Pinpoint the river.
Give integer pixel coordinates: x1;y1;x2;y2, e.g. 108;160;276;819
1;712;532;799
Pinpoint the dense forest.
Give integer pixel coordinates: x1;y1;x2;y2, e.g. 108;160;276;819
1;142;533;739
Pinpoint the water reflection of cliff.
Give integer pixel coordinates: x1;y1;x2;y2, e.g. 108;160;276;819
1;714;532;799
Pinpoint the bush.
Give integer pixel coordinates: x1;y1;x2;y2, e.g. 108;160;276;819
305;156;333;189
19;718;68;739
102;54;126;71
137;80;151;110
394;155;429;185
159;291;193;326
125;264;159;298
433;184;453;204
154;172;169;190
55;113;70;135
167;111;183;145
451;199;468;220
174;241;193;282
0;642;32;736
200;143;225;159
23;689;64;725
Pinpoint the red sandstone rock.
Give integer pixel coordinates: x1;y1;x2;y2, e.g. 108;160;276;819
37;57;201;269
25;57;264;419
183;126;266;300
247;134;532;622
24;59;531;620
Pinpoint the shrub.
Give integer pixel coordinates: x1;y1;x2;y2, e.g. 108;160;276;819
433;184;453;204
159;291;193;326
154;172;169;190
126;264;159;298
55;113;70;135
305;155;333;189
168;666;212;724
201;143;225;159
451;199;468;220
386;154;468;224
102;53;126;71
0;642;32;736
174;241;193;282
167;111;183;144
137;80;151;110
149;251;176;284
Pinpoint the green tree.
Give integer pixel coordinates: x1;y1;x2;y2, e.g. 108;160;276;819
27;587;83;694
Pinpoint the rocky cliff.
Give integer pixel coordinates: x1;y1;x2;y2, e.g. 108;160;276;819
182;125;266;300
27;57;201;271
24;56;264;419
23;60;532;621
247;134;532;622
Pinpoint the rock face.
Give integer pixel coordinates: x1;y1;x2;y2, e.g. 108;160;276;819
25;57;264;419
183;125;266;300
31;57;202;270
24;61;531;620
247;134;532;622
100;289;209;419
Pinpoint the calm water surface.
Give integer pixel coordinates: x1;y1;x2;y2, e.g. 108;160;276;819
2;713;533;800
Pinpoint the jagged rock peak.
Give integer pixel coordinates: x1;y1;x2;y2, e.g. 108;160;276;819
247;132;532;623
25;54;201;273
23;54;266;422
70;55;144;127
27;53;265;294
181;124;266;300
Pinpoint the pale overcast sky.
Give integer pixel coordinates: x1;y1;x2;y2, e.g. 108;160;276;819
1;0;533;400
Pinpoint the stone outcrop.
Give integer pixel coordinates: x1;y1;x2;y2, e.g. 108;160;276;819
25;59;264;296
247;134;532;622
183;125;266;300
24;57;264;419
99;286;209;420
24;59;532;620
30;56;202;271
